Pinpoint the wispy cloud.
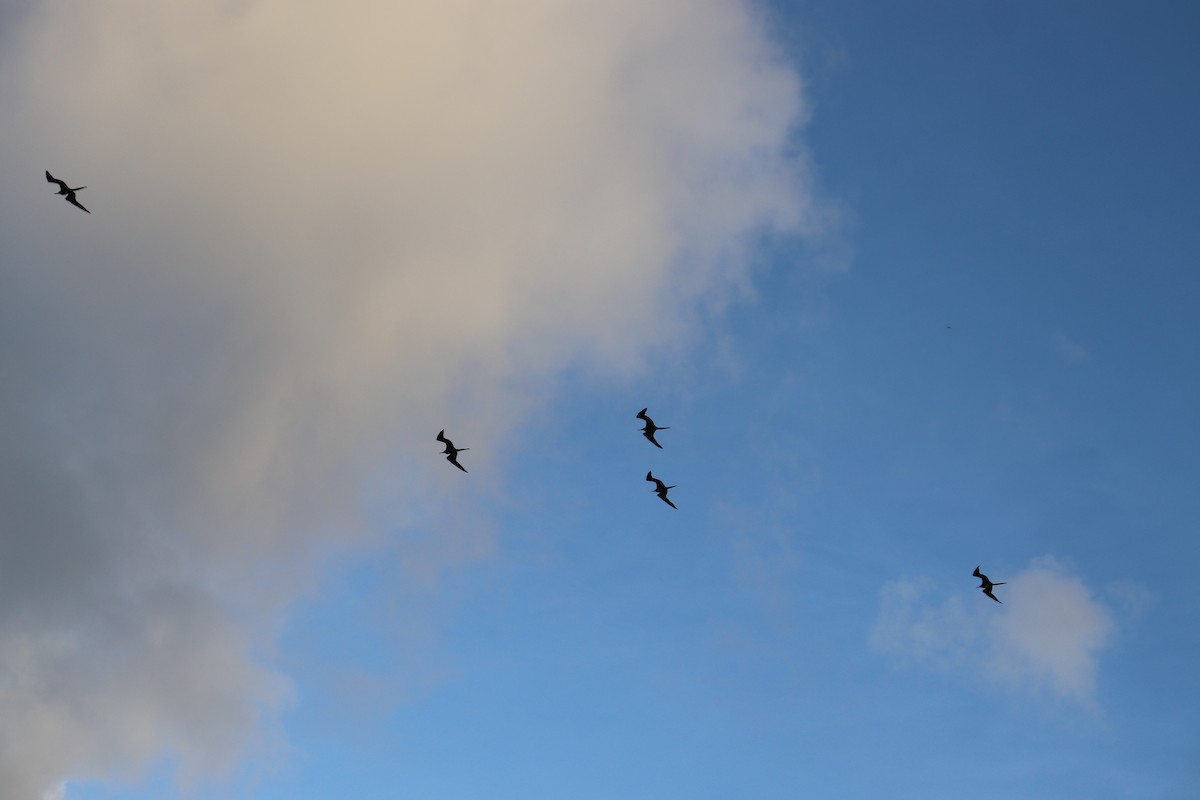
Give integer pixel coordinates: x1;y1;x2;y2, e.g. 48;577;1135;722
1105;578;1153;618
871;557;1129;706
0;0;818;795
1052;330;1091;363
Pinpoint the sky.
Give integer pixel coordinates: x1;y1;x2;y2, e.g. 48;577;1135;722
1;0;1198;798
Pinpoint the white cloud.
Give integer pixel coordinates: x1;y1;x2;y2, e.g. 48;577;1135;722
871;557;1126;705
0;0;818;795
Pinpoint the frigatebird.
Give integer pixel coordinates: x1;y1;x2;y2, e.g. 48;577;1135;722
636;407;669;448
45;171;89;213
645;470;677;509
973;565;1006;604
436;429;469;473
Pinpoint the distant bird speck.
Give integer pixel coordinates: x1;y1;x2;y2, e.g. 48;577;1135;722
46;170;89;213
636;407;669;448
436;429;469;473
973;565;1006;603
645;470;677;509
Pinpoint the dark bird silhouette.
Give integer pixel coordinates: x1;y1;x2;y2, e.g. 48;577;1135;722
973;565;1006;604
46;170;89;213
645;470;677;509
636;407;669;448
436;429;469;473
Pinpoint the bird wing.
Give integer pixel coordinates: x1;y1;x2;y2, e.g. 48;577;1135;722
983;587;1002;603
637;408;649;420
646;471;654;482
447;454;467;472
973;566;984;579
66;194;90;213
436;429;449;444
643;430;662;448
661;495;677;509
46;171;68;190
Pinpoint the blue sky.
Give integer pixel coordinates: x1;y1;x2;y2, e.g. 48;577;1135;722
3;1;1199;798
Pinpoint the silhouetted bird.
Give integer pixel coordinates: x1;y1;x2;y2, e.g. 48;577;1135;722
973;565;1006;604
46;171;89;213
436;429;469;473
645;470;677;509
636;407;669;448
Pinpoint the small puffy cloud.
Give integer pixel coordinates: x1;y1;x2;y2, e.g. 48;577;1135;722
871;557;1128;705
990;557;1114;700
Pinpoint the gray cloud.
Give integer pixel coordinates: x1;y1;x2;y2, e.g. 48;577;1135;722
0;0;816;795
870;557;1125;706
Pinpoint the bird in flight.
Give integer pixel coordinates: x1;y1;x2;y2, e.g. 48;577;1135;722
436;429;469;473
645;470;677;509
973;565;1006;603
636;407;669;448
45;170;90;213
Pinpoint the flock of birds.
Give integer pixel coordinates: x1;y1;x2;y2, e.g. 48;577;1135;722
438;405;1006;601
47;171;1006;603
436;407;680;508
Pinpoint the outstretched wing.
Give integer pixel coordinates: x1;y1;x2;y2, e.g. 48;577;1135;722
66;193;90;213
446;454;468;473
660;494;677;510
643;430;663;448
636;407;649;421
982;587;1002;603
46;170;68;191
436;429;449;444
